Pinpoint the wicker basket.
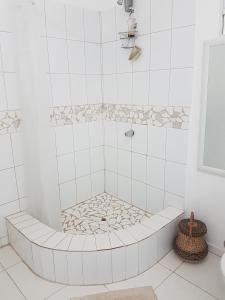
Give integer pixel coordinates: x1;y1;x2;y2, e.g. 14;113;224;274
173;212;208;263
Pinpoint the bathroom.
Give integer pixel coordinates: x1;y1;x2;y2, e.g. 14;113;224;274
0;0;225;299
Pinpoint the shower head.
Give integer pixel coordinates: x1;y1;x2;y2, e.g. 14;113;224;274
117;0;123;5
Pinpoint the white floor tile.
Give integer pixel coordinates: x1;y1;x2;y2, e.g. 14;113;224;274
7;262;63;300
0;262;4;272
156;273;216;300
159;251;183;271
0;246;21;268
106;263;171;291
176;253;225;300
0;271;25;300
46;285;108;300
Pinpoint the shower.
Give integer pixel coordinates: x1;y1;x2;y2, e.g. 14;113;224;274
117;0;134;13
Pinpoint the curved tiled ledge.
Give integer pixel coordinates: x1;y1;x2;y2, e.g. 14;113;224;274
6;207;183;285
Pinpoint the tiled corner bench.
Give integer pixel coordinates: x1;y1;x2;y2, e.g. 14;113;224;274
6;207;183;285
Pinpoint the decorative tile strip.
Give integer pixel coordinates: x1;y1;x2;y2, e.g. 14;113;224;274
103;104;190;129
0;110;22;135
49;103;190;129
49;103;103;126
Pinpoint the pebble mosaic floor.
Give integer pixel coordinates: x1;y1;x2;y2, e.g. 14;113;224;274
61;193;152;235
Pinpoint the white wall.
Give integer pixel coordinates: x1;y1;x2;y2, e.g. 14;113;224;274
186;0;225;253
103;0;196;213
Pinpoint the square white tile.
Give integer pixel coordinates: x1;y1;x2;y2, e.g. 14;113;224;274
55;125;74;156
151;0;172;32
84;9;100;43
68;40;85;74
48;38;68;73
148;126;166;159
0;134;13;171
149;70;170;106
132;71;149;105
165;162;186;197
171;26;195;68
118;149;131;177
166;128;188;164
147;157;165;190
57;153;75;183
150;31;171;70
132;152;147;183
172;0;196;28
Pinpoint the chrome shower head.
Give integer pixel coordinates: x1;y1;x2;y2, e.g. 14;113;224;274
117;0;123;5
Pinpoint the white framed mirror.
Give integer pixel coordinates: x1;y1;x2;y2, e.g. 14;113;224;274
199;38;225;176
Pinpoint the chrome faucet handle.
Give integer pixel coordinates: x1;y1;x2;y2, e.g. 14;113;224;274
125;129;134;137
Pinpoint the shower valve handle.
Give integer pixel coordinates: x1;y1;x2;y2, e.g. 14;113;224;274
125;129;135;137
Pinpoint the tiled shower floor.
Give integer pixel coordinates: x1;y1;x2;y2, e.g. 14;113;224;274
61;193;151;235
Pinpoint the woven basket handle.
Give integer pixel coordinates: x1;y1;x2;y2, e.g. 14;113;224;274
188;212;195;238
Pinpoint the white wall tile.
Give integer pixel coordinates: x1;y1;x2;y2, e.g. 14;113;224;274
54;251;68;284
68;40;85;74
85;43;101;74
126;243;138;279
151;0;172;32
111;247;126;282
132;124;148;155
0;169;18;205
118;175;131;203
92;171;104;197
40;247;55;281
84;10;101;43
67;252;83;284
70;74;87;105
171;26;195;68
165;192;184;210
11;132;24;166
104;121;117;147
102;42;117;74
0;73;6;111
118;149;131;177
147;157;165;190
134;0;151;35
66;5;84;41
15;166;26;198
148;126;166;159
165;161;186;197
117;122;132;151
45;0;66;38
117;73;132;104
4;73;19;110
48;38;68;73
132;71;149;105
0;201;20;237
172;0;196;28
91;147;104;172
0;33;16;72
73;123;90;151
60;180;76;209
51;74;71;106
105;146;117;173
132;153;147;183
151;31;171;70
58;153;75;183
75;149;90;178
101;8;116;42
105;171;117;196
76;175;92;203
55;125;74;155
86;75;102;104
166;128;188;164
147;186;164;213
97;250;112;284
0;134;13;171
169;68;193;106
0;1;14;32
89;121;103;148
139;235;157;273
132;180;147;210
83;251;98;285
103;74;118;103
149;70;170;106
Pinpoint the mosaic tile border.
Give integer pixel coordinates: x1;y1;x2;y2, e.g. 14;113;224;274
49;103;103;126
0;110;22;135
50;103;190;129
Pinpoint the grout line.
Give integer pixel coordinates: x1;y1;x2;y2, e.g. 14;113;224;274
5;267;28;300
